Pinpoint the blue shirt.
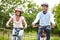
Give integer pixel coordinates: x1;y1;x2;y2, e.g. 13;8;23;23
33;11;55;26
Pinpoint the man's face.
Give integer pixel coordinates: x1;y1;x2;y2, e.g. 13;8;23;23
41;6;48;12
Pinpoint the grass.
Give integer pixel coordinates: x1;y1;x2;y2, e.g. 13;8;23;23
23;32;60;40
0;32;60;40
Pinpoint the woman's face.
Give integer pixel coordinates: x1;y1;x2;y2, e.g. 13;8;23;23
15;10;21;16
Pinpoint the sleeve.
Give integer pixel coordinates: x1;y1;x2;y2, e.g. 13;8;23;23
50;13;55;25
33;12;40;24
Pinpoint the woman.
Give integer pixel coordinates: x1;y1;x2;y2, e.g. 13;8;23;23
6;7;27;40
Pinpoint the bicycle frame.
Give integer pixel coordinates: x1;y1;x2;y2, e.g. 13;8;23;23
40;29;46;40
13;29;20;40
34;25;47;40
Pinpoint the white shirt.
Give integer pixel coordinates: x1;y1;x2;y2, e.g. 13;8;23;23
33;11;55;26
12;15;25;28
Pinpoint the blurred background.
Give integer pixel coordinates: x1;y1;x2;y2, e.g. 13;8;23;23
0;0;60;40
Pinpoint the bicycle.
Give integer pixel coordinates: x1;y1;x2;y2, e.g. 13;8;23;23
12;28;20;40
40;28;46;40
12;28;24;40
34;25;46;40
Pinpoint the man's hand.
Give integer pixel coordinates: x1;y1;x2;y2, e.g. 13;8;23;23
51;24;56;28
32;23;35;28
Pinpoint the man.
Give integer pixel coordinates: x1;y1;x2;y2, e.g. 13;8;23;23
32;3;56;40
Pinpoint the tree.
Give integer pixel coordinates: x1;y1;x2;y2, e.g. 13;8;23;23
54;4;60;31
52;4;60;36
0;0;41;29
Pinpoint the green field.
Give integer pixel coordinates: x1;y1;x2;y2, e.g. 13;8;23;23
0;32;60;40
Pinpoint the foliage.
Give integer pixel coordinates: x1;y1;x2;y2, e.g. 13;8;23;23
0;0;60;35
51;3;60;36
0;0;41;28
22;13;38;32
55;4;60;31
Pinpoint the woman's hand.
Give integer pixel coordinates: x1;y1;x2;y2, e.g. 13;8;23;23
24;26;27;29
6;24;10;27
6;18;12;27
23;18;27;29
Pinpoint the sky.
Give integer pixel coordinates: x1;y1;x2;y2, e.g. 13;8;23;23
34;0;60;10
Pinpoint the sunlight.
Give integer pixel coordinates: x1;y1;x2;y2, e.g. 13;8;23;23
34;0;60;10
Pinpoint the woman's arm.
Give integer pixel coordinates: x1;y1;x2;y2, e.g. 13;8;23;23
22;18;27;29
6;18;13;27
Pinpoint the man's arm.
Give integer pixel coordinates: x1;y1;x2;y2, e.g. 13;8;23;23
50;13;56;28
32;13;40;27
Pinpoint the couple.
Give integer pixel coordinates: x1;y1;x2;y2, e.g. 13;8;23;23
6;3;56;40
